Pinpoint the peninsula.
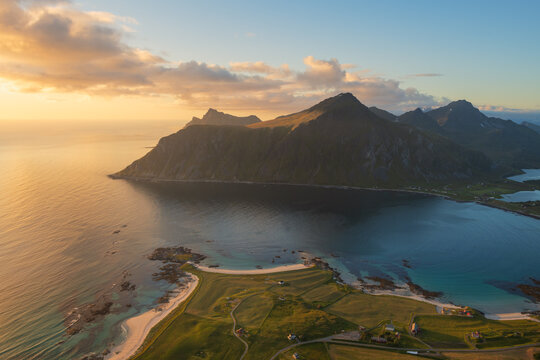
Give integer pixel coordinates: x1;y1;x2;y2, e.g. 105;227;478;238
107;262;540;360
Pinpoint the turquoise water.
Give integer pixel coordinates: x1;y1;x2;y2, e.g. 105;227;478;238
509;169;540;182
0;121;539;359
502;190;540;202
504;169;540;201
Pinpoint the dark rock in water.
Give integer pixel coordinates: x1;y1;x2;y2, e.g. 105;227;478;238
120;280;136;291
152;263;187;284
517;281;540;303
488;278;540;303
308;257;343;283
65;297;114;335
208;264;220;268
79;353;104;360
256;265;263;269
112;230;120;234
407;281;443;299
364;276;397;290
149;246;206;264
64;271;137;336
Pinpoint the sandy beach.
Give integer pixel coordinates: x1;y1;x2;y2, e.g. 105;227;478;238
105;275;199;360
191;262;312;274
362;286;540;323
486;312;540;322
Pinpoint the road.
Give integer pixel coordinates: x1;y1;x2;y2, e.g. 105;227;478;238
230;296;252;360
269;336;540;359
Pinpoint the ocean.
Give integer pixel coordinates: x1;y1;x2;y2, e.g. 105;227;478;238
0;120;539;359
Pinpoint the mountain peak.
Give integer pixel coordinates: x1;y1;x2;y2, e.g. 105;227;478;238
249;93;371;130
185;108;261;128
447;99;475;110
309;92;365;112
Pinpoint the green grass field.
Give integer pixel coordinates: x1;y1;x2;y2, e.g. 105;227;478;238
328;344;423;360
235;292;274;330
327;292;436;328
302;282;349;305
131;265;540;360
415;314;540;349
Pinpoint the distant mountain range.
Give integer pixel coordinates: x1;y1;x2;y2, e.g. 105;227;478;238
397;101;540;169
184;108;261;127
523;121;540;135
113;93;496;187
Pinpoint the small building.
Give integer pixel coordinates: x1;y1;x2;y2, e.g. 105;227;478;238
471;330;482;339
371;336;387;343
287;333;297;341
411;322;420;335
292;353;300;359
278;280;285;285
385;323;395;332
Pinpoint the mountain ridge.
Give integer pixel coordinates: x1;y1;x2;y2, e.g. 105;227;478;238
396;100;540;169
185;108;261;127
114;93;494;187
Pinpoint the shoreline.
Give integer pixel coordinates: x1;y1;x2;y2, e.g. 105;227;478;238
103;264;538;360
109;176;540;220
105;275;199;360
191;262;313;274
359;285;539;322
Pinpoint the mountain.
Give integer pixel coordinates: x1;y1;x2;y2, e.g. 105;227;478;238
184;108;261;127
113;93;493;187
399;108;442;134
397;100;540;169
523;121;540;134
369;106;397;122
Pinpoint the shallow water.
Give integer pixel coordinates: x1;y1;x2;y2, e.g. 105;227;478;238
0;121;539;359
508;169;540;182
501;190;540;202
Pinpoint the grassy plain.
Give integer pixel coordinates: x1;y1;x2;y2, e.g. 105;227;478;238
132;265;540;360
415;314;540;349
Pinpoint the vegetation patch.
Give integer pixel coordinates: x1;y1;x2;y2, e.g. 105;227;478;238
415;314;540;349
327;293;436;328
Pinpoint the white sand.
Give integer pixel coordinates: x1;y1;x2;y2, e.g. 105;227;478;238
364;286;460;310
105;275;199;360
365;286;540;323
485;312;539;322
191;262;312;274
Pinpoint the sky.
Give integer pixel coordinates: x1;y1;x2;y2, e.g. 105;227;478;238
0;0;539;122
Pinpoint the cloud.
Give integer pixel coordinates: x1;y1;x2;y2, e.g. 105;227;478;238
0;0;446;113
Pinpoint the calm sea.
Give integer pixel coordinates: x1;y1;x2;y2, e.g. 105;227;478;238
0;120;539;359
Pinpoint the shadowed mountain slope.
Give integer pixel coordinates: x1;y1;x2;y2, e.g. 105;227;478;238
369;106;397;122
397;100;540;169
114;93;494;187
523;121;540;135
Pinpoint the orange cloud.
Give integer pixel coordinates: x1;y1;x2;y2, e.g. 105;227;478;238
0;0;443;113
